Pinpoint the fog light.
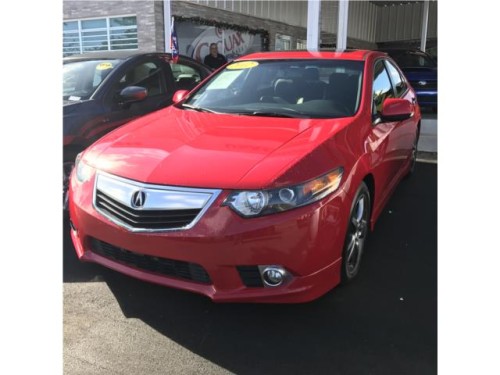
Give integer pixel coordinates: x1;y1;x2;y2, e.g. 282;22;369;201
260;266;287;287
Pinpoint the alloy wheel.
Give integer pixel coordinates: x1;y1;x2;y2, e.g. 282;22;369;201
345;194;369;279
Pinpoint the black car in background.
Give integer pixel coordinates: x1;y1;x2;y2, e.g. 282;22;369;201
381;49;437;111
63;51;213;209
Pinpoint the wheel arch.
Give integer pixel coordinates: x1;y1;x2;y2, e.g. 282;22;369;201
362;174;375;230
341;154;379;231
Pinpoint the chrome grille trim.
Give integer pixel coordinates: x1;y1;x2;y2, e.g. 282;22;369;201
93;172;222;232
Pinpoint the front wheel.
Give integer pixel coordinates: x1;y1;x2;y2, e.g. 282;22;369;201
341;182;371;283
405;129;419;178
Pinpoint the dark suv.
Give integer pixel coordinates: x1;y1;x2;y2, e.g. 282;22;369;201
63;51;212;209
381;49;437;111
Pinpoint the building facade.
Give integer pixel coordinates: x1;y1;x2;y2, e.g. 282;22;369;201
63;0;437;60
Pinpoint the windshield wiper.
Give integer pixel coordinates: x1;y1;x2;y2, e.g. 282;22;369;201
239;110;308;118
181;104;219;114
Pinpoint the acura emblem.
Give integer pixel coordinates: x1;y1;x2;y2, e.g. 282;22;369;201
131;191;146;208
418;80;427;86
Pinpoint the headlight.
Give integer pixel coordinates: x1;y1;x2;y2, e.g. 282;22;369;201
75;153;94;183
224;168;343;217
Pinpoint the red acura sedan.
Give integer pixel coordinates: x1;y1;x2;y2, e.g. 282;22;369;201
69;50;420;303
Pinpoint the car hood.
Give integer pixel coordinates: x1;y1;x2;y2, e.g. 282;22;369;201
63;99;95;116
63;99;105;138
64;99;77;106
85;107;350;189
401;67;437;81
64;98;87;108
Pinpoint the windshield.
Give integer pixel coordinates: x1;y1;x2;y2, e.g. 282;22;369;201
181;59;364;118
63;59;122;100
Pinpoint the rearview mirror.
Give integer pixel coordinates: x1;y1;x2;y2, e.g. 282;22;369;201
381;98;413;122
119;86;148;104
172;90;189;104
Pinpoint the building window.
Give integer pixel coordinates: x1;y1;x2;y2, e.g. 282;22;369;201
275;34;292;51
296;39;307;49
63;16;138;56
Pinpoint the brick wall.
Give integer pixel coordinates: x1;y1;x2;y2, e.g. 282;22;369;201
154;1;166;51
63;0;160;52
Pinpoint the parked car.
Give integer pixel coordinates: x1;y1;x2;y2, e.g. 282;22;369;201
68;50;420;303
381;49;437;111
63;51;213;209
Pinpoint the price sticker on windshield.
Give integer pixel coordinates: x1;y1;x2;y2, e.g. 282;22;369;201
96;62;113;70
227;61;259;70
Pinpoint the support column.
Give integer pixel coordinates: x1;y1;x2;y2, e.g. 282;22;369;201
420;0;430;52
307;0;321;51
164;0;171;52
337;0;349;51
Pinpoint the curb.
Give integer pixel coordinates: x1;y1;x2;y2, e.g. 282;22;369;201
416;151;437;164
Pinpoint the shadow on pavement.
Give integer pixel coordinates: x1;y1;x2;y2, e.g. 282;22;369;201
64;163;437;375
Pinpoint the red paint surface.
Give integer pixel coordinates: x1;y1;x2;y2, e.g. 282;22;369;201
70;50;420;303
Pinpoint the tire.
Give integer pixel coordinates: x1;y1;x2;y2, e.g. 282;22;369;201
340;181;371;284
405;129;419;178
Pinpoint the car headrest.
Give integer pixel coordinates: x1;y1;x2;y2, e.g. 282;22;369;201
304;67;319;81
274;79;294;97
329;72;349;86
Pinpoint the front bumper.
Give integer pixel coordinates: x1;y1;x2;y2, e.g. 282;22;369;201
69;172;351;303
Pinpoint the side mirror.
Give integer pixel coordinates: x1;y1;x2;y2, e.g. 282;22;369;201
119;86;148;104
172;90;189;104
381;98;413;122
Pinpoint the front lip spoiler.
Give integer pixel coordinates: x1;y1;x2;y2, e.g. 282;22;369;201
70;225;343;304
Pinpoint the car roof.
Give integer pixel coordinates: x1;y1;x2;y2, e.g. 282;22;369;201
63;51;186;63
381;48;432;57
236;49;386;61
380;49;436;65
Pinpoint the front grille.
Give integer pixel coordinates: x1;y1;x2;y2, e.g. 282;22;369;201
91;238;211;284
237;266;264;287
95;190;200;230
410;80;437;90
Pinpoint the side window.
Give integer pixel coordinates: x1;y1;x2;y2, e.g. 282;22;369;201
114;61;164;98
372;61;394;118
385;60;407;97
171;63;202;91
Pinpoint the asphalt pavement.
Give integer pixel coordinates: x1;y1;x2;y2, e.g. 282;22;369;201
417;109;437;161
63;162;437;375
